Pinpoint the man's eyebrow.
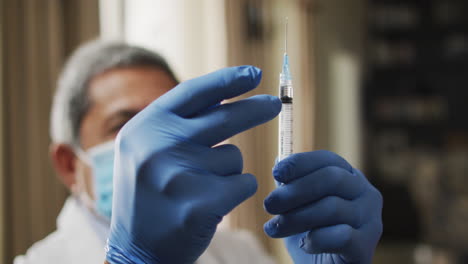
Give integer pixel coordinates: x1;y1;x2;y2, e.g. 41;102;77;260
105;109;140;125
110;109;140;118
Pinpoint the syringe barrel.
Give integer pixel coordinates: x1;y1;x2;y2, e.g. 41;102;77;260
278;80;293;161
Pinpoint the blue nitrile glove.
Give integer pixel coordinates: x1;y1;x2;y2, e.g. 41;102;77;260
264;151;383;264
105;66;281;264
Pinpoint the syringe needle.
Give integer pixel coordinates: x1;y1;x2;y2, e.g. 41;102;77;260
285;17;288;54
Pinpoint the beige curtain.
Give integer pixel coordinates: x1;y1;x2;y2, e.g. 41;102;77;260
0;1;99;262
0;1;5;260
225;0;316;262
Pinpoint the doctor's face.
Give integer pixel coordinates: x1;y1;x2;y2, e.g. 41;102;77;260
76;66;178;199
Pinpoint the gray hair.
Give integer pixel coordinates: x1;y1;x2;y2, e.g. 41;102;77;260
50;40;177;146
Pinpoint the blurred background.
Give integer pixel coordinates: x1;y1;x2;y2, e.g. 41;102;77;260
1;0;468;263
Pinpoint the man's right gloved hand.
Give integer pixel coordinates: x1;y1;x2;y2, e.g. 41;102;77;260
106;66;282;264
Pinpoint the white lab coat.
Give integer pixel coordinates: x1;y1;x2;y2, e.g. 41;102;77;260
14;197;276;264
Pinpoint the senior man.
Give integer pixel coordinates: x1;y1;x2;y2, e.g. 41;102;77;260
15;40;383;264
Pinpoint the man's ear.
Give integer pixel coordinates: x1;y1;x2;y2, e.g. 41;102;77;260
50;143;78;189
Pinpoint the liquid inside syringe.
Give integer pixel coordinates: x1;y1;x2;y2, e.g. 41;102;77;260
279;81;293;161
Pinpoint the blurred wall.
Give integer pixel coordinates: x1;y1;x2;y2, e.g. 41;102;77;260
124;0;228;81
100;0;125;41
313;0;366;167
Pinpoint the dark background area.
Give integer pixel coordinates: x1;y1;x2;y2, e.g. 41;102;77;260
364;0;468;261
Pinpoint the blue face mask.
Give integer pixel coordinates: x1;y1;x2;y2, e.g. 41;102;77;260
78;140;115;221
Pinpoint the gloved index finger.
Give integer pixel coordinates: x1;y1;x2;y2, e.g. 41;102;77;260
155;66;262;117
273;150;353;184
188;94;281;147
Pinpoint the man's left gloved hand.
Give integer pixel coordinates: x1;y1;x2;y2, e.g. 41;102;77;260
264;151;383;264
106;66;281;264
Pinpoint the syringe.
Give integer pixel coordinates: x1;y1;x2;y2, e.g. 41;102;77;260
278;18;293;161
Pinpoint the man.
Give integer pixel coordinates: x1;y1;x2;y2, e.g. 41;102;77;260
15;40;383;264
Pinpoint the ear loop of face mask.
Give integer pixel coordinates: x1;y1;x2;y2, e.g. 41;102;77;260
74;146;99;213
74;140;115;222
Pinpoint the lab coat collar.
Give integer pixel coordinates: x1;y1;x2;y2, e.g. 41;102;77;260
57;196;110;245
